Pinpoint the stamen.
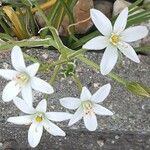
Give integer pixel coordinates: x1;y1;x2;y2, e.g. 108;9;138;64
15;72;29;86
82;101;94;115
110;33;120;45
35;113;44;123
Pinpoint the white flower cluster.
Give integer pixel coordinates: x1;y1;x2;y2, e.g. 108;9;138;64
0;46;113;147
0;7;148;148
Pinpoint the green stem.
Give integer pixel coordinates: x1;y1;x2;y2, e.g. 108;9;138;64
24;53;42;63
49;64;61;85
77;55;99;71
76;55;127;85
73;74;82;92
0;38;55;51
68;48;87;59
108;72;126;85
34;1;65;53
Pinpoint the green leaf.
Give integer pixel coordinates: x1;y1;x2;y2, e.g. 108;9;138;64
129;0;143;10
20;0;32;7
126;82;150;97
0;33;14;41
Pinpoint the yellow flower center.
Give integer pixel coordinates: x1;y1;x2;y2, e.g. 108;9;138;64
110;34;120;45
35;114;43;123
15;72;29;86
82;101;93;115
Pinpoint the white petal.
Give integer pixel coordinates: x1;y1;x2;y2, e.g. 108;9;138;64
2;81;21;102
0;69;17;80
21;83;33;107
91;83;111;103
44;120;65;136
68;107;83;126
83;114;97;131
93;104;113;116
60;97;81;110
7;115;32;125
80;87;92;101
26;63;40;77
121;26;149;42
90;9;112;36
31;77;54;94
11;46;26;71
28;123;43;148
100;45;118;75
13;97;35;114
82;36;109;50
113;7;128;33
118;42;140;63
46;112;72;122
36;99;47;113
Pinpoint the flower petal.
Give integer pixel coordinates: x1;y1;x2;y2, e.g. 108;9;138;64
7;115;32;125
82;36;108;50
31;77;54;94
11;46;26;71
28;123;43;148
91;83;111;103
68;107;83;126
26;63;40;77
100;45;118;75
93;104;113;116
0;69;17;80
90;9;112;36
121;26;149;42
46;112;73;122
2;81;21;102
113;7;128;33
36;99;47;113
118;42;140;63
60;97;81;110
83;114;97;131
21;83;33;107
44;120;65;136
13;97;35;114
80;87;92;101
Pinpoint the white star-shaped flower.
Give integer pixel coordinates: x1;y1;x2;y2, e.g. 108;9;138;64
60;84;113;131
0;46;54;106
7;99;72;148
83;8;149;75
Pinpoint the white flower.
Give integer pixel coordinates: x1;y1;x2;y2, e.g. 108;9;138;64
0;46;54;106
83;8;149;75
7;99;72;148
60;84;113;131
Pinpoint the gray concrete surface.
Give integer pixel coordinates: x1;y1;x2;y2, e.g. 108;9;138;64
0;49;150;149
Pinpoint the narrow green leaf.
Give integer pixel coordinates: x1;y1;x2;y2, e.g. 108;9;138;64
0;33;14;41
126;82;150;97
129;0;143;10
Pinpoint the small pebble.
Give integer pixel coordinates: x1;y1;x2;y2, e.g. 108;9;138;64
111;140;115;144
115;135;120;140
93;83;99;88
97;140;104;147
42;53;49;59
